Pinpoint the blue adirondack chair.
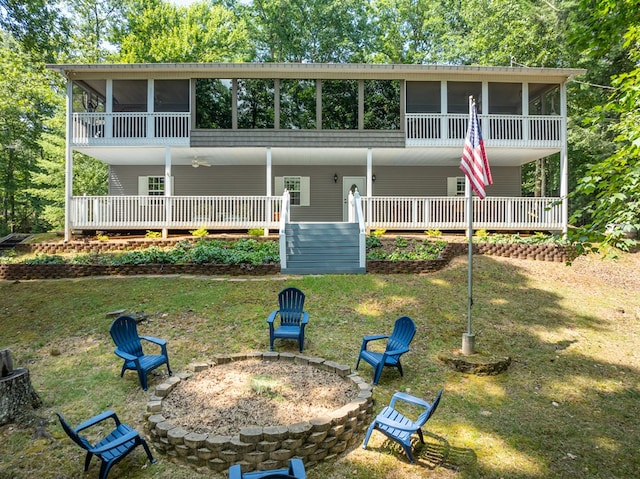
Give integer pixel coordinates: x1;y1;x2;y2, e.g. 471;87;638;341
56;410;155;479
362;389;443;463
267;287;309;352
355;315;416;385
229;458;306;479
109;315;172;390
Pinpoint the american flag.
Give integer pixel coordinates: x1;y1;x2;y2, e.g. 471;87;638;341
460;100;492;199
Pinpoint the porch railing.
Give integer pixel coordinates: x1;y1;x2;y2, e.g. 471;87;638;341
69;195;563;232
362;196;563;231
72;112;190;146
70;195;282;230
405;113;562;148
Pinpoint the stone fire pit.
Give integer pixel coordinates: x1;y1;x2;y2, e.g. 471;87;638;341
145;352;374;473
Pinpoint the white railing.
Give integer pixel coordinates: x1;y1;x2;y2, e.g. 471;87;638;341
70;195;282;230
279;190;290;269
69;195;563;232
348;189;367;268
72;112;190;146
362;196;563;231
405;113;562;148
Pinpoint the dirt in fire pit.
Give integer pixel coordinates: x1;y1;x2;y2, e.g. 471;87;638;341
161;359;360;436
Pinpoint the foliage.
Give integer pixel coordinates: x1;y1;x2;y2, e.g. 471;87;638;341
95;233;109;241
115;0;251;62
366;237;446;260
424;229;442;237
248;228;263;237
365;233;382;249
145;230;162;239
13;238;281;266
190;227;209;237
567;0;640;252
0;31;59;236
473;232;567;246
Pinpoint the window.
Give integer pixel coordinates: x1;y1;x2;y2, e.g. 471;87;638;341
138;176;174;195
364;80;400;130
195;79;232;129
274;176;310;206
154;80;189;112
447;177;466;196
147;177;164;196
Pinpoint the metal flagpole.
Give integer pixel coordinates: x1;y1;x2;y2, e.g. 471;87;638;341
462;96;475;355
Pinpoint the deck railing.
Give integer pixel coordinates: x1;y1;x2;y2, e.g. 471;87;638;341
69;195;563;232
72;112;190;146
71;112;562;148
405;113;562;148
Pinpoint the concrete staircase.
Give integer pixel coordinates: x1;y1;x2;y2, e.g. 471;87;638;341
281;222;365;275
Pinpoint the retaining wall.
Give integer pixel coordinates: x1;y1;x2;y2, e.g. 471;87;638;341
0;240;574;280
145;352;374;474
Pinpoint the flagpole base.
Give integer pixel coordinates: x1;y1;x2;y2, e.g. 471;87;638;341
462;333;476;356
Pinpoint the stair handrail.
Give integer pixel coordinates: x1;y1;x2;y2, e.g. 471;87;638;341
279;190;290;269
350;189;367;269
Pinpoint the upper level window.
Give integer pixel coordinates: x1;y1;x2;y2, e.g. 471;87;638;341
528;83;560;115
113;80;147;113
489;83;522;115
322;80;358;129
407;81;441;113
238;79;275;129
195;79;232;129
72;80;106;113
448;82;482;114
364;80;400;130
154;80;189;112
280;80;316;129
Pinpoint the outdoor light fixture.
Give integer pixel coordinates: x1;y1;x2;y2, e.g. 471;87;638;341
372;174;376;182
334;173;338;183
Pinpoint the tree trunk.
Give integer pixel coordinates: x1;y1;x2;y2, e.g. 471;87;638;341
0;349;42;426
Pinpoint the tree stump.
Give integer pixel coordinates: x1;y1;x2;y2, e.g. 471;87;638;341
0;349;42;426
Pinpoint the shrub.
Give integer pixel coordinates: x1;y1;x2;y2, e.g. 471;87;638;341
145;230;162;239
248;228;263;237
190;227;208;237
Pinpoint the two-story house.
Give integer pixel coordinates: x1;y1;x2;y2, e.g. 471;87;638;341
48;62;584;246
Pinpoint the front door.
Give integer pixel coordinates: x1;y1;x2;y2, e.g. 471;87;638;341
342;176;366;221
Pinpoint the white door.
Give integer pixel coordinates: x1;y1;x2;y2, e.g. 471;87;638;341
342;176;366;221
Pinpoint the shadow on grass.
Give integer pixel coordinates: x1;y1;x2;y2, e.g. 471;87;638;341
366;431;477;472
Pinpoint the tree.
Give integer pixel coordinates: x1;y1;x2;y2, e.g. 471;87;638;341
248;0;371;62
116;0;251;62
0;0;70;62
567;0;640;250
0;31;58;235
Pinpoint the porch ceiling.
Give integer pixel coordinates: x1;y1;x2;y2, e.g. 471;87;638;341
76;146;558;168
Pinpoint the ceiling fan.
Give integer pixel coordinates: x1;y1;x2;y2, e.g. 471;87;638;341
192;159;211;168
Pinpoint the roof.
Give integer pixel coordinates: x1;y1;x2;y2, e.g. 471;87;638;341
46;62;586;82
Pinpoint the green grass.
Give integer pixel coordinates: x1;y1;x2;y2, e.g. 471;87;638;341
1;253;639;479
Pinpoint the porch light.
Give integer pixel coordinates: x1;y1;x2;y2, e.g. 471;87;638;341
372;174;376;182
334;173;338;183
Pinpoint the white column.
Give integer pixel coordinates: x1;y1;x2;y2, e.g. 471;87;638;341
148;79;154;139
265;147;272;236
522;83;529;141
560;82;569;234
64;79;74;242
163;146;171;239
366;148;373;197
105;79;113;138
441;80;448;139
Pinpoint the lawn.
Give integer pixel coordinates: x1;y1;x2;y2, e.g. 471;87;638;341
0;250;638;479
